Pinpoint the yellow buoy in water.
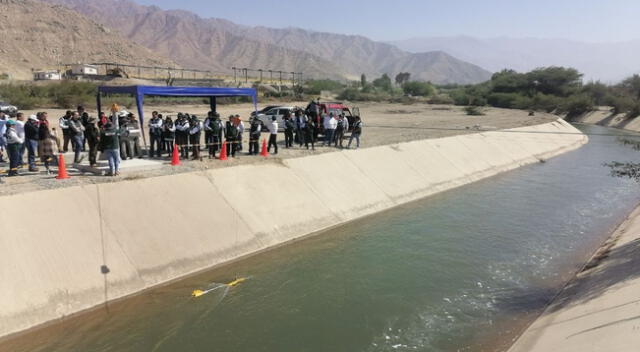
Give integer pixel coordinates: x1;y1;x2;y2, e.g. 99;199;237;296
227;277;246;287
191;289;205;298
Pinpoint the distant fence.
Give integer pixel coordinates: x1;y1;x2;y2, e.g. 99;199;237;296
57;63;305;86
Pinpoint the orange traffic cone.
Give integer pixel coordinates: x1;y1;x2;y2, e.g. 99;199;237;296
219;140;228;161
171;143;180;166
56;154;70;179
260;139;269;157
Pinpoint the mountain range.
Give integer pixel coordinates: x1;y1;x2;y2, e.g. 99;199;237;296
390;36;640;83
0;0;176;80
40;0;492;84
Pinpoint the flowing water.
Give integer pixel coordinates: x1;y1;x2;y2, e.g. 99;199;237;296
4;125;640;352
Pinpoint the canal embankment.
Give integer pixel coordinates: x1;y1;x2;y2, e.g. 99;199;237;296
0;119;587;340
507;203;640;352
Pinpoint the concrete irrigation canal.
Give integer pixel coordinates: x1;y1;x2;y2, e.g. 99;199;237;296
2;122;640;351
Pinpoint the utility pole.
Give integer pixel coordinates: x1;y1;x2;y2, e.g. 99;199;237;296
232;67;237;83
279;71;283;87
244;68;248;83
269;70;273;83
258;69;263;82
291;72;295;86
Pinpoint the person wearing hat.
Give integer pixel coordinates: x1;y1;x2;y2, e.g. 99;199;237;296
24;114;40;172
5;120;23;176
267;115;278;154
68;111;85;163
85;115;100;167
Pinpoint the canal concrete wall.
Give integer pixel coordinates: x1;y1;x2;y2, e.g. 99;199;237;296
0;119;587;339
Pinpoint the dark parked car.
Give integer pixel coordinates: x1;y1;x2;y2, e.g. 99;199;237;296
250;105;280;118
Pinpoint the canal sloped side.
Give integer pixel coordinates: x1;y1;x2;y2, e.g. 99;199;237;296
0;119;587;339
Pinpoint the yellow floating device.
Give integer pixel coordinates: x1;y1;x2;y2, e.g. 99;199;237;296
191;277;247;298
227;277;246;287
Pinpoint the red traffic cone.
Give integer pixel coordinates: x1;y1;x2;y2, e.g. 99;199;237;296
56;154;70;179
171;143;181;166
260;138;269;157
219;140;228;161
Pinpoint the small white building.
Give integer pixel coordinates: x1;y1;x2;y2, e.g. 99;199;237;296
33;70;62;81
70;64;98;76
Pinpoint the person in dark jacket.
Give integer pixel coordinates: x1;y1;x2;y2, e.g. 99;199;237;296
175;113;190;159
248;116;263;155
163;116;175;156
59;110;72;153
208;113;224;158
189;115;202;160
85;116;100;167
24;114;40;172
225;115;239;157
99;122;122;176
284;113;294;148
148;111;164;158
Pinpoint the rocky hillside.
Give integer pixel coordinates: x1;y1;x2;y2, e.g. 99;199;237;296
0;0;176;80
43;0;492;84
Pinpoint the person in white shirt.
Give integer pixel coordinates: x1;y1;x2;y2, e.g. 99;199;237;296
4;120;23;176
323;113;337;146
267;116;278;154
14;113;25;167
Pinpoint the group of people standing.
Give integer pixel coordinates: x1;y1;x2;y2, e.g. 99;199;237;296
1;103;363;178
0;110;66;176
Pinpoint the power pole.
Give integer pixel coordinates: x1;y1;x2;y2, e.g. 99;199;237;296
291;72;295;86
258;69;263;82
232;67;237;83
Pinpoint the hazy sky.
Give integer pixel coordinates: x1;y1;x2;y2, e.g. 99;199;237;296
133;0;639;42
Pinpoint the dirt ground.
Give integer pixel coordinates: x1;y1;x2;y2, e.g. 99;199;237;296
1;102;556;195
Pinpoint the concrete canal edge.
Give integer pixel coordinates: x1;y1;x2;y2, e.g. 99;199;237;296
0;119;587;339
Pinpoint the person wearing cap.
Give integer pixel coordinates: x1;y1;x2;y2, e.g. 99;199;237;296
267;115;278;154
149;111;164;158
4;120;23;176
59;110;72;153
85;115;100;167
24;114;40;172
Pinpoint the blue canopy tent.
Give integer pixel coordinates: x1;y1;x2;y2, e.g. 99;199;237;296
96;85;258;149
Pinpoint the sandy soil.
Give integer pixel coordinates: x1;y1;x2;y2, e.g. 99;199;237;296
1;102;556;196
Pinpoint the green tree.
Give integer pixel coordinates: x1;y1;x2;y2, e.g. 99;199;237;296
373;74;393;92
360;74;367;88
527;67;582;97
402;81;434;97
395;72;411;86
